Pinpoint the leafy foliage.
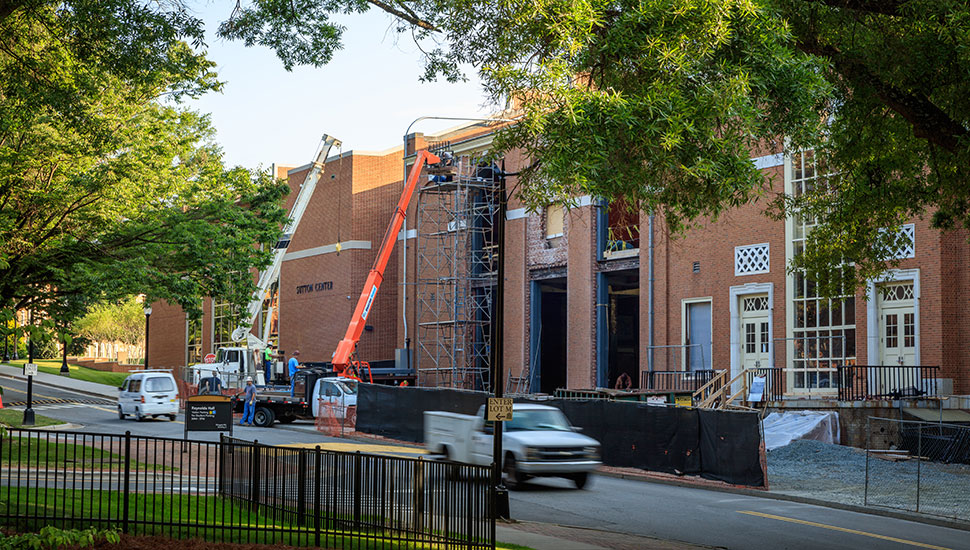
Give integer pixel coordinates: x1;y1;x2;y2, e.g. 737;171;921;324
0;526;119;549
0;2;289;326
212;0;970;295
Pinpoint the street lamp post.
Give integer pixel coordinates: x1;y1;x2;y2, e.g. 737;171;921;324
60;329;70;375
144;306;152;369
23;311;35;426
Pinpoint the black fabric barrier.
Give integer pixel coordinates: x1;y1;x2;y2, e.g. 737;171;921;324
697;408;764;486
355;385;764;486
356;383;488;442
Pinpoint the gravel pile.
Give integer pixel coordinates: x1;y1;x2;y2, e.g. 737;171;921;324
767;439;970;521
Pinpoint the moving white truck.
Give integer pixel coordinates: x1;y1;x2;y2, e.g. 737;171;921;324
424;403;601;489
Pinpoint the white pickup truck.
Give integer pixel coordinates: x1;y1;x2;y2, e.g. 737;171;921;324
424;403;601;489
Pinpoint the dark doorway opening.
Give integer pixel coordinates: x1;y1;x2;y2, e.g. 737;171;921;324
605;269;639;389
533;278;567;394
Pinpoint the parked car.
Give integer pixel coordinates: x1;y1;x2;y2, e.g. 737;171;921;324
118;369;179;421
424;403;601;489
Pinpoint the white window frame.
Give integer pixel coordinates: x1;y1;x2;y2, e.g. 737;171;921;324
867;269;920;366
729;283;774;392
681;297;713;372
735;243;770;276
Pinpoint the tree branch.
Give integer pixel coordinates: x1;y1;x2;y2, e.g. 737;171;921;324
364;0;438;31
798;39;967;153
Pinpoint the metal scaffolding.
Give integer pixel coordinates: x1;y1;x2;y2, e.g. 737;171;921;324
415;147;499;390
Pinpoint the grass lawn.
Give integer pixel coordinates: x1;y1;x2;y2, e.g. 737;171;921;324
0;409;64;429
0;488;520;549
0;436;172;471
4;359;128;388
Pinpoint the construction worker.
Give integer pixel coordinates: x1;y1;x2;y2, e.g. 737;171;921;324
288;350;300;396
263;346;274;384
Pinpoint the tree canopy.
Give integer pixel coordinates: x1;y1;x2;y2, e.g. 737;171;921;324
217;0;970;295
0;1;289;323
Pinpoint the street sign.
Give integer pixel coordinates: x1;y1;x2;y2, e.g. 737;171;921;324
203;353;216;364
185;395;233;432
485;397;513;421
23;363;37;376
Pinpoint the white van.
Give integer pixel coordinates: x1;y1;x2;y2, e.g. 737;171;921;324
118;369;179;421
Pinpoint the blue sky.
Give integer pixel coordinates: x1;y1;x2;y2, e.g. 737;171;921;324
189;4;491;170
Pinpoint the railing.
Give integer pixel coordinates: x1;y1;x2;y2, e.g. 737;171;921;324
837;365;940;401
0;428;494;548
744;367;785;402
641;369;716;393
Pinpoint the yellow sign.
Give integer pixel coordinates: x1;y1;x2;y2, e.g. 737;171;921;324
486;398;513;421
674;395;693;408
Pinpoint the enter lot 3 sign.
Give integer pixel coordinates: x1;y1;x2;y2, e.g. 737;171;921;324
486;398;513;422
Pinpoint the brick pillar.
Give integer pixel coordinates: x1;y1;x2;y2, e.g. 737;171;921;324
566;206;595;388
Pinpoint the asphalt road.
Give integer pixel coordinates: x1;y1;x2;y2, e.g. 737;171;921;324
4;376;968;550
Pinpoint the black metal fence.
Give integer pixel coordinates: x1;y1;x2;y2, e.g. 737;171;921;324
743;367;785;402
837;365;940;400
641;369;716;393
0;428;494;549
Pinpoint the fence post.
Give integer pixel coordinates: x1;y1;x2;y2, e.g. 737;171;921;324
217;433;224;496
353;452;362;531
297;450;307;527
123;431;131;534
864;417;870;506
917;423;922;513
413;456;425;535
250;440;261;512
314;446;321;548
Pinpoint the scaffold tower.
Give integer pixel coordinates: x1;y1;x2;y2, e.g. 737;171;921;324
415;146;499;390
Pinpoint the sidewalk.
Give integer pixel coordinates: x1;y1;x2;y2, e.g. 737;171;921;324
0;364;117;400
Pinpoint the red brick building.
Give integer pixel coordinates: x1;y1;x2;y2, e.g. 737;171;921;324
149;123;970;399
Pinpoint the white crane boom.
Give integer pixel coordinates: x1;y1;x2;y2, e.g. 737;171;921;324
231;134;340;343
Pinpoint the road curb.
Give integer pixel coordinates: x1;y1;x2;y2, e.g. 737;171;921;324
0;372;115;401
597;469;970;533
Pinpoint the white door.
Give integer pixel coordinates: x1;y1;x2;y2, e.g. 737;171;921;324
736;295;770;395
877;282;918;394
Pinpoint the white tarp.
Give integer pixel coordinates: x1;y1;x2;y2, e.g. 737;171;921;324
763;411;840;451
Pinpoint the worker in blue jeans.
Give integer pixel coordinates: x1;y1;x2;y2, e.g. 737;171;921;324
288;350;301;396
240;376;257;425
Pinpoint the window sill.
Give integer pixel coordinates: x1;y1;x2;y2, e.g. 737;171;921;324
603;248;639;260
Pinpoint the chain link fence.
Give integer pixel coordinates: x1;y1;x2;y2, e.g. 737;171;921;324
865;416;970;521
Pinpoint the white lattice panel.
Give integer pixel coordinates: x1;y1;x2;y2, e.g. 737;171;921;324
879;223;915;259
735;243;770;276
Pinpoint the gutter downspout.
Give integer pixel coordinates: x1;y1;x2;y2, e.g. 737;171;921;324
648;213;655;374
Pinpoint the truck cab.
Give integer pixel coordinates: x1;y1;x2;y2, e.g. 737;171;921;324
425;403;601;489
191;347;264;388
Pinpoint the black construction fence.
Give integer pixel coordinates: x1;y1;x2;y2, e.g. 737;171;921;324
357;384;765;487
0;428;494;549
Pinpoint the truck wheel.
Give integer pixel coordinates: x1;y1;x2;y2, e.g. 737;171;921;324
253;407;275;428
571;472;590;490
503;453;522;490
118;407;126;420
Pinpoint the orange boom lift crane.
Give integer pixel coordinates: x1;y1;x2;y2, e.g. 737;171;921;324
331;150;447;382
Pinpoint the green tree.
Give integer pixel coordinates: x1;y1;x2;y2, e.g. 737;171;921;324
0;1;289;322
75;298;145;358
216;0;970;295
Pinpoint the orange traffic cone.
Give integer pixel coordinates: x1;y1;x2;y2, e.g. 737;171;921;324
0;391;4;409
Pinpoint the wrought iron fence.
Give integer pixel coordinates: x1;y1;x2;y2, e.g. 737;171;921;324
865;417;970;521
837;365;940;400
0;428;494;548
641;369;716;393
743;367;784;402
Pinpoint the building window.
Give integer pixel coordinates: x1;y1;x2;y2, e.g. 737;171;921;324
787;150;856;392
683;299;712;372
187;317;202;366
545;204;564;243
601;198;640;259
212;300;239;350
735;243;770;276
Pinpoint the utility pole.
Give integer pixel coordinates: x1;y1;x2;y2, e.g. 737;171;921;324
490;164;510;520
23;310;35;426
